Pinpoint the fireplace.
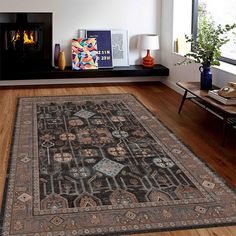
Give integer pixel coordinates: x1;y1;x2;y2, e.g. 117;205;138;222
0;13;52;80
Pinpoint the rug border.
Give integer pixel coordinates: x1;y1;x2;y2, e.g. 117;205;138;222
0;98;20;231
0;93;235;236
130;94;236;193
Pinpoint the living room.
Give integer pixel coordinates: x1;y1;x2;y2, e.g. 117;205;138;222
0;0;235;236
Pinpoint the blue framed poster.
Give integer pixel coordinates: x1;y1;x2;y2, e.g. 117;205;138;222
86;30;113;68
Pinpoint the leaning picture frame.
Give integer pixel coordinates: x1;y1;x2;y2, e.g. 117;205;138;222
111;29;129;67
86;29;113;68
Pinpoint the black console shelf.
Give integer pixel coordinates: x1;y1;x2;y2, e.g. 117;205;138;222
5;64;169;80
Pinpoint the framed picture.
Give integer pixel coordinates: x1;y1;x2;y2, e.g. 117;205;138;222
86;30;113;68
72;38;98;70
78;29;86;38
111;29;129;67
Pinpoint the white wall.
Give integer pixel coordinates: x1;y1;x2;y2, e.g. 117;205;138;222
173;0;192;44
0;0;161;66
160;0;236;93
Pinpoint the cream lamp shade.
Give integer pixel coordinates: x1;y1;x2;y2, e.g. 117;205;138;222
137;34;160;68
137;34;159;50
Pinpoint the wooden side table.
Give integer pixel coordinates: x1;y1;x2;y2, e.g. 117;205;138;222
177;82;236;146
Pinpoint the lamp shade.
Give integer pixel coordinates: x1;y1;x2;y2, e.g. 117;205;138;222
137;34;159;50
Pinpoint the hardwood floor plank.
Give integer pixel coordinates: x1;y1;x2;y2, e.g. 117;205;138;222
0;82;235;236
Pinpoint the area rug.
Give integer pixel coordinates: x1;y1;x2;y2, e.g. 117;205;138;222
1;94;236;236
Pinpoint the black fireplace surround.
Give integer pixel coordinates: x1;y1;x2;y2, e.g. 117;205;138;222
0;13;52;80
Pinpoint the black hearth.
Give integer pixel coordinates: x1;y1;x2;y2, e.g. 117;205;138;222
0;13;52;80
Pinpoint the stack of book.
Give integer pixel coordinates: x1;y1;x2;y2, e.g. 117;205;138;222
208;90;236;105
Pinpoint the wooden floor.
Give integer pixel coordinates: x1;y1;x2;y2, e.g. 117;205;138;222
0;82;235;236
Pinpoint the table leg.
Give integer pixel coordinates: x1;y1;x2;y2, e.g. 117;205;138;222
178;90;188;114
222;114;228;147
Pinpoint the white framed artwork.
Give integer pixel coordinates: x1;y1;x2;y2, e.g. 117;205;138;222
111;29;129;67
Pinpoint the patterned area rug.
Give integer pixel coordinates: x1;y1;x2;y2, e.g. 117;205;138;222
1;94;236;235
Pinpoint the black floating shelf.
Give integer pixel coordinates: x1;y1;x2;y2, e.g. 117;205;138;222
7;64;169;80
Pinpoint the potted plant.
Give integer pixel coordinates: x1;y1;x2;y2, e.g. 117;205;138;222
177;10;236;90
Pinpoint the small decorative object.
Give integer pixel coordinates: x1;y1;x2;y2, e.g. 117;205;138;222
72;38;98;70
177;11;236;90
174;36;190;54
137;34;159;68
199;66;212;91
218;82;236;98
78;29;86;38
54;43;60;68
58;51;66;71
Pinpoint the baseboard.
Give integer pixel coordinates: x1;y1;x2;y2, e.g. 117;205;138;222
161;79;185;95
0;77;161;87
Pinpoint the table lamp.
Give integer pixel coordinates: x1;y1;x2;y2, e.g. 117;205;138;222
137;34;159;68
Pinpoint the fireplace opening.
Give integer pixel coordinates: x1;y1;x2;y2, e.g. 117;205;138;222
3;24;43;57
10;30;38;47
0;13;52;80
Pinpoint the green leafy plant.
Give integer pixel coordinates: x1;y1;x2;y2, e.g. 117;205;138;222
233;32;236;44
177;7;236;68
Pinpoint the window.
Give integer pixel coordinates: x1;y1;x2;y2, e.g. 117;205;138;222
192;0;236;65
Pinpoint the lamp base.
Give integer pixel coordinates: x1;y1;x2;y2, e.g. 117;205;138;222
142;50;154;68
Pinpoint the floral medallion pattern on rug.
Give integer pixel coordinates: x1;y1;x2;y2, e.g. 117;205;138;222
1;94;236;235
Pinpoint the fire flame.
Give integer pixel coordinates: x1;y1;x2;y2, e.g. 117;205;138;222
11;30;36;46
